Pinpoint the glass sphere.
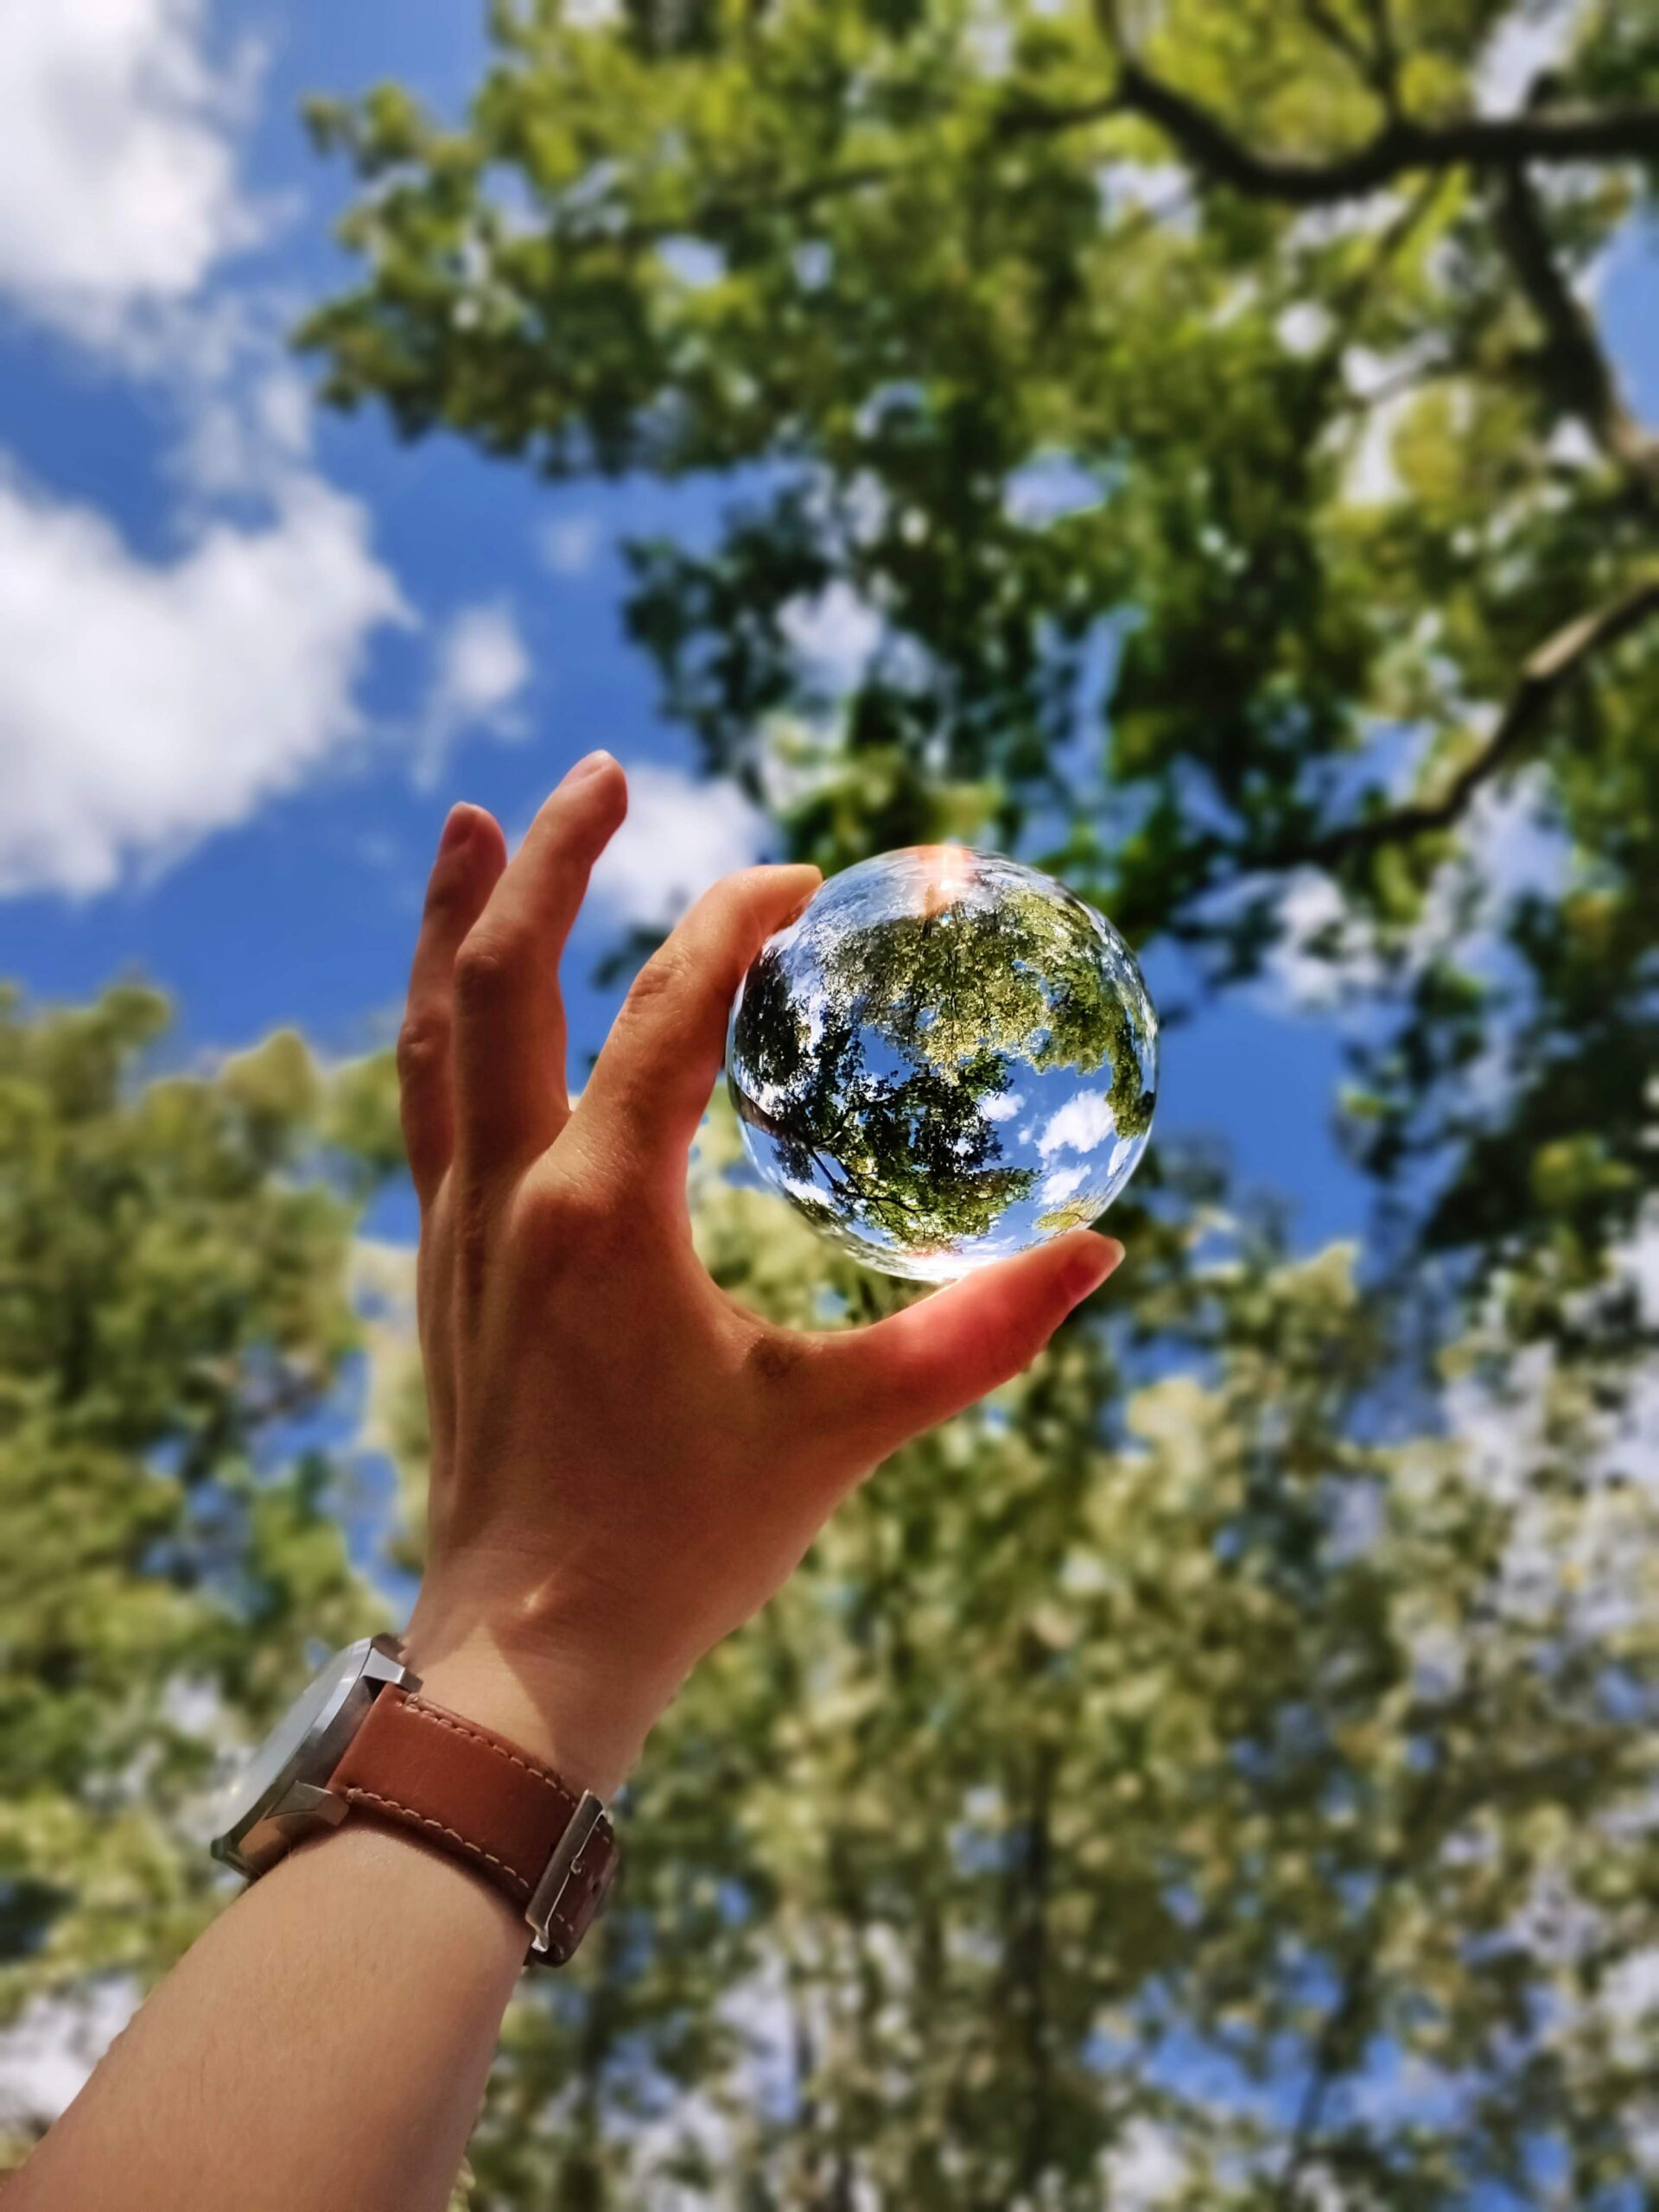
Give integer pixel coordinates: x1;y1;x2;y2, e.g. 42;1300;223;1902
726;847;1159;1281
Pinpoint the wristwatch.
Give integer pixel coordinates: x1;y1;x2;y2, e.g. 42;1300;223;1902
209;1634;618;1966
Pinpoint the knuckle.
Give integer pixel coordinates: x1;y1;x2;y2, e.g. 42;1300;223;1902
453;928;523;1013
395;1011;448;1087
686;874;759;958
515;1169;630;1272
623;944;690;1018
453;1186;493;1307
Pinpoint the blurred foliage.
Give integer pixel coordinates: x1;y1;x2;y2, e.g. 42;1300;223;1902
0;993;388;2116
381;1103;1659;2209
7;0;1659;2204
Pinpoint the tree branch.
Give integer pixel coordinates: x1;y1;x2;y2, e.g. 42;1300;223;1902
1281;576;1659;870
993;90;1122;141
601;61;1656;268
1115;59;1659;203
1491;161;1659;502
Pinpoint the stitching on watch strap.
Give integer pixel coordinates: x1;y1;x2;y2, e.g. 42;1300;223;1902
340;1785;534;1898
398;1696;576;1796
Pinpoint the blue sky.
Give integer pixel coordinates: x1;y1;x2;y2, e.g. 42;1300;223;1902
0;0;1653;1256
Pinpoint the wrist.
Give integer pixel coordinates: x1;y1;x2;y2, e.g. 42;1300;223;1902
402;1624;670;1802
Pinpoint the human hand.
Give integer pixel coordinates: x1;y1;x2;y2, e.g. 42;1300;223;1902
397;756;1122;1794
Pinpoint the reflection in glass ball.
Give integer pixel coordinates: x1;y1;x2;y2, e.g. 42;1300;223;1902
726;847;1159;1281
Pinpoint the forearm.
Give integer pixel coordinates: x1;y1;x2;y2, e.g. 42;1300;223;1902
12;1824;524;2212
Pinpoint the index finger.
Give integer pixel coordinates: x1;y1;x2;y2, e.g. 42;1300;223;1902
450;752;627;1179
577;863;822;1194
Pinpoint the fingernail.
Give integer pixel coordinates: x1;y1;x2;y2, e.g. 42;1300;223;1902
780;868;823;926
561;748;615;788
438;804;474;856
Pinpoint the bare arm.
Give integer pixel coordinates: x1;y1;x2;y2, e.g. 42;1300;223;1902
13;755;1120;2211
10;1828;523;2212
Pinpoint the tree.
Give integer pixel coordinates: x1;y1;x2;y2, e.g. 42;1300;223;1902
0;988;395;2158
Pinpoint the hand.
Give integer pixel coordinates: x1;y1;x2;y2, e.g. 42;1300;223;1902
397;755;1123;1795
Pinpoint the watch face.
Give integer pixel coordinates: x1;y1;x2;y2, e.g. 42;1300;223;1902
218;1647;363;1830
211;1638;398;1873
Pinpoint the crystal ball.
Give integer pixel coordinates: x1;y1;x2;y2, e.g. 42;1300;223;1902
726;847;1159;1281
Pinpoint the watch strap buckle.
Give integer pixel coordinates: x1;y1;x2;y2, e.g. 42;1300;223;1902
525;1789;613;1962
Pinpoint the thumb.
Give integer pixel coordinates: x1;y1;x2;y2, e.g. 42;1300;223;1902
806;1231;1123;1474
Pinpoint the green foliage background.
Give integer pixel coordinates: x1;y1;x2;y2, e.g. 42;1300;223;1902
6;2;1659;2202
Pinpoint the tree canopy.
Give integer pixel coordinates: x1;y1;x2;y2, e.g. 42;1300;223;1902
302;0;1659;1297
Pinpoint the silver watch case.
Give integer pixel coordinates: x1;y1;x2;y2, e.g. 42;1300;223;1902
210;1633;420;1879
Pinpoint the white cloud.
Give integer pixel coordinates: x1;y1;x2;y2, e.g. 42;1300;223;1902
0;467;408;897
413;603;533;787
1547;417;1602;470
1040;1162;1090;1205
1477;1;1577;116
537;513;602;575
1337;340;1450;506
175;363;314;495
982;1090;1025;1122
964;2;1015;77
588;762;767;931
0;0;266;344
1259;765;1565;1022
1036;1090;1116;1159
1622;1201;1659;1327
1343;387;1414;506
780;581;883;691
0;0;518;893
1260;867;1388;1010
1287;194;1408;251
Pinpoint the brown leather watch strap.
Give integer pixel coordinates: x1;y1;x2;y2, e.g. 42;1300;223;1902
327;1688;617;1966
